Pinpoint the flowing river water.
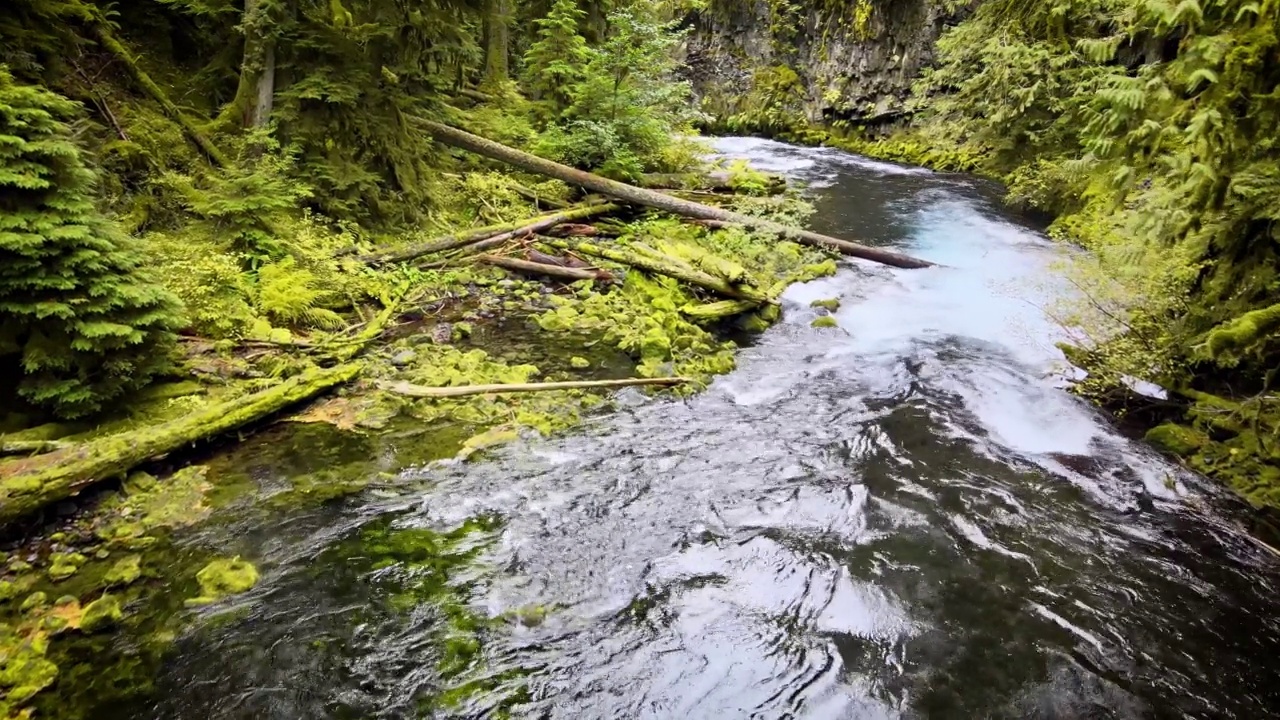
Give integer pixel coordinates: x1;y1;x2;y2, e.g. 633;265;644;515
82;139;1280;718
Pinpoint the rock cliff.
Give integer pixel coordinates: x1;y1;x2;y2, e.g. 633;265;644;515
681;0;971;132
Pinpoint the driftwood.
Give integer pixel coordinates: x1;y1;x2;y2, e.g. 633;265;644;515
379;376;688;398
0;363;362;527
421;121;933;269
359;203;616;265
542;238;772;304
477;254;608;283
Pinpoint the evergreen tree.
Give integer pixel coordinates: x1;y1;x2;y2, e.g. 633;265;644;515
522;0;590;115
0;67;182;418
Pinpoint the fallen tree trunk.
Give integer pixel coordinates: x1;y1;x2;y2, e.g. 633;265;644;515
510;182;570;209
359;203;616;265
680;299;760;321
0;363;362;527
0;440;70;457
379;376;688;398
421;121;933;269
639;171;785;194
88;19;229;167
478;254;607;283
542;238;772;303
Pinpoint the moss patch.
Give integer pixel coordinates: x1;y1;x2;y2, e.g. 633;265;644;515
186;557;259;607
811;316;839;329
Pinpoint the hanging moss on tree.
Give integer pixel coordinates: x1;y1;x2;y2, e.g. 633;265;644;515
0;67;182;419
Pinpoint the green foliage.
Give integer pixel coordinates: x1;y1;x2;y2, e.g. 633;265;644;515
900;0;1280;505
723;65;807;134
527;4;698;178
163;132;312;261
522;0;591;116
0;67;182;419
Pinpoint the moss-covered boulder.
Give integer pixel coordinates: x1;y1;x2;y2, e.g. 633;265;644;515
46;552;87;581
185;557;259;606
811;316;838;329
810;298;840;311
1145;423;1206;457
80;595;123;632
104;555;142;587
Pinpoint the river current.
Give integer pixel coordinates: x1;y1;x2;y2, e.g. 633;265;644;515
100;139;1280;719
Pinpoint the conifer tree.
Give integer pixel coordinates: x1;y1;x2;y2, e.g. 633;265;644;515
0;67;182;418
522;0;590;115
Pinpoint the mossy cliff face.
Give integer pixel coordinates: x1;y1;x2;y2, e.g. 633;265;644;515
682;0;970;132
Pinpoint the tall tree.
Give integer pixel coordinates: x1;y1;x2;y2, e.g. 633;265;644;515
482;0;511;87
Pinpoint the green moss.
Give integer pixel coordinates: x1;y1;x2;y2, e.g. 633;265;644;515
19;593;46;614
79;596;123;633
186;557;259;606
0;624;58;706
811;316;839;329
569;356;591;369
103;556;143;587
1145;424;1206;457
810;298;840;311
46;554;86;582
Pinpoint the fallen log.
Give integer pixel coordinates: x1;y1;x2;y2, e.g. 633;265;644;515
359;203;615;265
541;238;772;304
510;182;570;209
477;254;608;283
680;299;760;321
378;376;689;399
0;440;70;457
421;121;933;269
0;363;362;527
639;171;785;194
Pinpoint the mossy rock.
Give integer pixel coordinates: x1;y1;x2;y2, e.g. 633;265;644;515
0;624;57;704
810;298;840;311
186;557;259;606
19;593;46;613
1145;423;1206;457
570;356;591;369
80;595;123;632
739;313;771;333
104;555;143;587
811;316;839;329
46;552;86;581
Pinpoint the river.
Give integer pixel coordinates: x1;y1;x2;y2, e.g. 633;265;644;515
84;138;1280;719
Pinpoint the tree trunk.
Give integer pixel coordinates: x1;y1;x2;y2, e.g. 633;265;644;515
420;121;934;269
212;0;276;131
543;238;771;303
482;0;511;86
0;363;361;527
379;376;688;399
252;38;276;127
477;254;607;282
358;203;616;265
